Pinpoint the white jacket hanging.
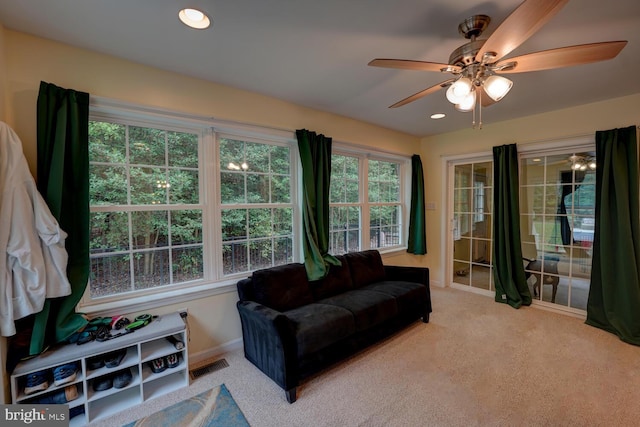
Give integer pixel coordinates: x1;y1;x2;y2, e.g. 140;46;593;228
0;121;72;336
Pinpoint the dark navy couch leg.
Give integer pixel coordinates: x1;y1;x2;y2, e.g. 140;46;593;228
422;313;430;323
286;387;297;403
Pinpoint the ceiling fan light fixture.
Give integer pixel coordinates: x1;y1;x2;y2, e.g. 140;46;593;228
483;75;513;101
455;90;476;112
179;8;211;29
446;77;472;104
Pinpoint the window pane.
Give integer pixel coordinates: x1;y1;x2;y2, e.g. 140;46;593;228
271;175;290;203
171;210;203;245
90;165;128;205
274;237;293;265
131;211;168;249
270;146;290;174
221;172;245;204
223;242;248;275
129;126;166;166
89;122;126;163
90;254;131;298
247;174;269;203
250;240;273;270
219;138;245;171
169;169;199;204
90;211;129;253
130;167;167;205
168;131;198;168
221;209;247;241
249;209;272;238
245;142;270;173
133;249;170;290
273;208;292;236
172;246;203;282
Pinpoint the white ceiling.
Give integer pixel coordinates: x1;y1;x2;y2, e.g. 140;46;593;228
0;0;638;137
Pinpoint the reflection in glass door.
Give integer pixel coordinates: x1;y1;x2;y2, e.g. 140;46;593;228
451;161;493;292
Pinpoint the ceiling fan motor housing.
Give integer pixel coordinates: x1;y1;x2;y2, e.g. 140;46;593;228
450;15;491;67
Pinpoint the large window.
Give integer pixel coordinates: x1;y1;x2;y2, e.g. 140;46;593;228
89;120;203;299
87;108;296;308
219;137;294;274
329;152;406;254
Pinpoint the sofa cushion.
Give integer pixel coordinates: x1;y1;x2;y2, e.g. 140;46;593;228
252;263;313;312
344;250;386;288
318;290;397;332
361;280;427;316
308;255;352;300
285;304;355;357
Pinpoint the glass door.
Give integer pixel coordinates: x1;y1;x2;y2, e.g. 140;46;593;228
450;160;493;292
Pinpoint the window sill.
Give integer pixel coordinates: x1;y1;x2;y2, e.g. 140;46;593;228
79;278;241;317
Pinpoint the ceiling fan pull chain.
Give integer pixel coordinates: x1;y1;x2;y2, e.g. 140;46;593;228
478;89;483;129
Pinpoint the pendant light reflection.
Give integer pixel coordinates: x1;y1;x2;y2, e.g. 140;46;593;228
227;162;249;171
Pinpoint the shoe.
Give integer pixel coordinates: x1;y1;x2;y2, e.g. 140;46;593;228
87;356;104;370
92;375;113;392
33;385;78;404
104;349;126;368
53;362;78;386
150;357;166;373
69;405;85;419
113;368;132;389
165;353;180;369
24;370;49;395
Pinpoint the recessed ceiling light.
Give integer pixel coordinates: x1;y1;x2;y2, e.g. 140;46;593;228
430;113;446;120
179;8;211;29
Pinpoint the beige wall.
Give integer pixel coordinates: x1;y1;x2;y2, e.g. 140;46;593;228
0;28;424;401
419;93;640;288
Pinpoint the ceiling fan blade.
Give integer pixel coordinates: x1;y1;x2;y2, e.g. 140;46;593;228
369;59;460;73
475;0;569;64
389;79;455;108
494;41;628;73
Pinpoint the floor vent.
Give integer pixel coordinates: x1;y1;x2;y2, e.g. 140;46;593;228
190;358;229;380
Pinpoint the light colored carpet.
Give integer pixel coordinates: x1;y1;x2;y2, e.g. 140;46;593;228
91;287;640;427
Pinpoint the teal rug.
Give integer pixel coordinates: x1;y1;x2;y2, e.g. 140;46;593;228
123;384;250;427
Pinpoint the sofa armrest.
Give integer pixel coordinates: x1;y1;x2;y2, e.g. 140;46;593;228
236;301;299;391
384;266;432;316
384;265;429;286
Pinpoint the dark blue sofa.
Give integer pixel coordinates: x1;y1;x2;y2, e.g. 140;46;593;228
236;250;431;403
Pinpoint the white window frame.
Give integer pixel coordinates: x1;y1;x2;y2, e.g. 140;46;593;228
330;143;410;254
82;98;299;314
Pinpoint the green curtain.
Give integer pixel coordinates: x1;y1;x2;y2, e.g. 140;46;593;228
30;81;90;355
296;129;340;280
407;154;426;254
586;125;640;345
492;144;531;308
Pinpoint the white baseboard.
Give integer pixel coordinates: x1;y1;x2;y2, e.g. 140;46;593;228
188;338;243;368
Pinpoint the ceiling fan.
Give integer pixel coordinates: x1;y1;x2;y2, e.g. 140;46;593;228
368;0;627;127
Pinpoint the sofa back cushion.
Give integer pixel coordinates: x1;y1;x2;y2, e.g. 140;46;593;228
309;255;352;300
344;250;386;288
251;263;313;312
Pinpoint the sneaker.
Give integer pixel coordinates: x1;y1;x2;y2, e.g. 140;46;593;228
165;353;180;369
53;362;78;386
92;375;113;392
33;385;78;404
104;349;126;368
113;368;132;389
150;357;166;373
24;370;49;395
69;405;85;419
87;356;104;370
